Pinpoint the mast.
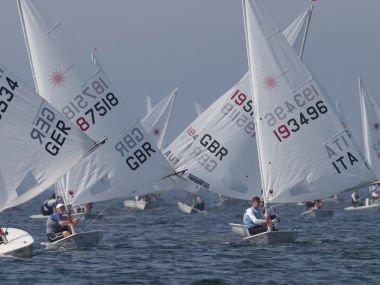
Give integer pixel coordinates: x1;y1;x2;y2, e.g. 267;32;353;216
17;0;40;94
56;180;76;234
241;0;271;229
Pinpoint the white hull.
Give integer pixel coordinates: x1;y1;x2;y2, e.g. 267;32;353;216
301;209;334;217
0;228;34;258
123;200;147;210
45;230;103;250
30;212;102;221
243;230;297;245
344;203;380;211
323;195;340;203
177;202;205;214
229;223;249;238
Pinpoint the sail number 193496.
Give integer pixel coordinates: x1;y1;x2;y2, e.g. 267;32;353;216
273;100;328;142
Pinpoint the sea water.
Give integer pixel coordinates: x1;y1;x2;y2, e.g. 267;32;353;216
0;192;379;284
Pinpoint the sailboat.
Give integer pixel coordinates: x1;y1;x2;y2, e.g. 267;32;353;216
344;78;380;211
300;203;334;218
0;63;98;257
17;0;177;249
141;88;178;150
164;5;314;216
124;88;178;210
240;0;377;244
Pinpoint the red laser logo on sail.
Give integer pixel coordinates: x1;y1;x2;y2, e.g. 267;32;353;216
49;69;66;87
263;74;278;91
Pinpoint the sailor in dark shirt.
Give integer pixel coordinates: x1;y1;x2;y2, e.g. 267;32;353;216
46;203;78;242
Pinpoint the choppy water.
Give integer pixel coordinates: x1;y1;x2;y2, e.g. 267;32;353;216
1;191;379;285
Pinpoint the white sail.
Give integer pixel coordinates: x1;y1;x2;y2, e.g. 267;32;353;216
193;102;205;117
146;96;153;115
242;0;375;204
165;73;258;200
359;78;380;178
141;89;177;149
18;0;135;141
18;0;175;206
59;88;178;206
56;124;174;206
283;5;313;60
0;63;95;212
164;6;314;200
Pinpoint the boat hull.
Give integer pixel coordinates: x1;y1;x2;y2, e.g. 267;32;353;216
123;200;147;210
30;213;102;221
0;228;34;258
229;223;250;238
45;230;104;250
177;202;205;214
243;230;297;245
344;203;380;211
301;209;334;217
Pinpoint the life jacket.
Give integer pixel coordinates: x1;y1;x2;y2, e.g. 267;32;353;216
45;213;63;234
243;207;263;229
40;199;54;215
193;197;205;211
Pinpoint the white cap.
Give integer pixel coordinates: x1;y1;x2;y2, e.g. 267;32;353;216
56;203;65;209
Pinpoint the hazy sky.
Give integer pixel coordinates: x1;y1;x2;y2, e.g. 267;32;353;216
0;0;379;146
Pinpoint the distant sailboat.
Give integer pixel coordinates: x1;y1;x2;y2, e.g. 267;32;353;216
0;63;97;257
124;89;178;210
141;88;178;150
344;79;380;211
241;0;376;243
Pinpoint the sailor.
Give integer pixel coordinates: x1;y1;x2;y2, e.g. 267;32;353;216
314;200;323;210
135;194;153;203
218;194;229;205
72;203;93;214
351;189;361;207
369;189;379;204
40;193;57;216
262;205;279;231
46;203;79;243
305;201;315;211
243;196;268;235
192;193;205;211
